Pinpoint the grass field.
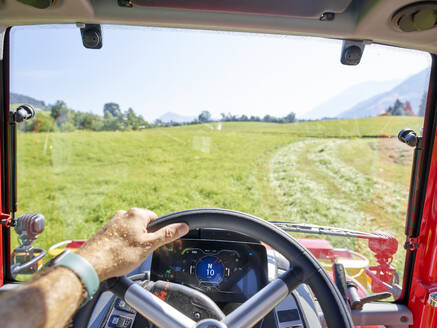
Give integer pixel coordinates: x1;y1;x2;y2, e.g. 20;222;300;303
14;116;423;278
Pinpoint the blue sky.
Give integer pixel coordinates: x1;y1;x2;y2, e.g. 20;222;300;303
10;25;431;121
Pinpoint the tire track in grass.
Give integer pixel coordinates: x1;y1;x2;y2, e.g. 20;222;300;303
307;140;408;221
270;139;409;252
270;140;363;230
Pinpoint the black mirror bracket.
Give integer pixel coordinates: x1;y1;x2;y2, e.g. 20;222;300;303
8;104;36;220
77;23;103;49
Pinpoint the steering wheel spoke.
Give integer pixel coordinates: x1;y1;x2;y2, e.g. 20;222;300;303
107;276;196;328
108;266;304;328
222;267;303;328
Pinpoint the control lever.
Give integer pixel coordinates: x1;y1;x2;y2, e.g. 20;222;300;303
11;213;47;278
333;263;349;308
346;281;391;310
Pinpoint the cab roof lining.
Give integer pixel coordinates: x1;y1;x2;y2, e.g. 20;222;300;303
0;0;436;54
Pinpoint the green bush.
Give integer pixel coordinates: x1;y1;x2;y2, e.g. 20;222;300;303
24;111;55;132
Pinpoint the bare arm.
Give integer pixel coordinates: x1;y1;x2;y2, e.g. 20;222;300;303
0;208;189;328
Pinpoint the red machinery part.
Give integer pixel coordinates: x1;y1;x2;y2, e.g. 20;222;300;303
0;212;11;227
296;238;336;261
297;232;400;296
297;230;400;295
367;231;399;293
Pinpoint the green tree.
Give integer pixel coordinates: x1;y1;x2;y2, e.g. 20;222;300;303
263;114;275;122
90;116;104;131
103;102;122;119
125;107;149;130
419;91;427;116
284;112;296;123
72;112;104;131
24;111;55;132
198;110;211;123
50;100;73;127
103;117;123;131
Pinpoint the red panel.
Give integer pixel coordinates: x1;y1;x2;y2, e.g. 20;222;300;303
0;151;3;287
297;238;335;261
408;126;437;326
66;241;85;249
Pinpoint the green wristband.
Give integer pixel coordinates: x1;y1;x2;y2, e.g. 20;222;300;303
54;250;100;304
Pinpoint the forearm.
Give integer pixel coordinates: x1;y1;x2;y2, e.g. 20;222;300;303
0;208;187;328
0;267;85;328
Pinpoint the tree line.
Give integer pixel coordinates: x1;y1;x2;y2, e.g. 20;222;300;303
21;101;151;132
219;111;296;123
20;101;297;133
156;111;297;127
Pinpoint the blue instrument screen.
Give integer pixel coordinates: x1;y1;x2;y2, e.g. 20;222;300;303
196;256;224;284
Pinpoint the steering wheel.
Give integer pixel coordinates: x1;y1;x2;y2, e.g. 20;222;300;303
107;209;353;328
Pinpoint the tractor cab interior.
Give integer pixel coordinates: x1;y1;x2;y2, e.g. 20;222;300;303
1;1;437;327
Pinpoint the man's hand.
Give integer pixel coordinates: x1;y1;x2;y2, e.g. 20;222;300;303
77;208;189;281
0;208;188;328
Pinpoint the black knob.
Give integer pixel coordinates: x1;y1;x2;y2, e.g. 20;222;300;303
398;129;419;147
13;104;35;123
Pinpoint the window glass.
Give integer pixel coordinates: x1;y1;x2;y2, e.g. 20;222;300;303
10;25;431;298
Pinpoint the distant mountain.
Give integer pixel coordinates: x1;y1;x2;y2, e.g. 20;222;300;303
158;112;195;123
338;68;431;119
303;79;400;119
10;92;46;109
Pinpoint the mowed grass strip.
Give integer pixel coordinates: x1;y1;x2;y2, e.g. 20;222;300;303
15;116;421;260
270;138;413;275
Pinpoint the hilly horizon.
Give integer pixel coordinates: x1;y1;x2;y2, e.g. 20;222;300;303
302;67;431;120
303;79;401;120
10;92;46;109
337;67;431;119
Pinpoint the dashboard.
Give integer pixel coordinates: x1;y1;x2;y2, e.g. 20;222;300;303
79;229;322;328
151;239;268;303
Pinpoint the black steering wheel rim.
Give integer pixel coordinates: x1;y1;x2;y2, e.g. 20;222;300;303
148;208;353;328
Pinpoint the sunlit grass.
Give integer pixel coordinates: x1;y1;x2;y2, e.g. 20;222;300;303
270;138;411;275
14;116;421;283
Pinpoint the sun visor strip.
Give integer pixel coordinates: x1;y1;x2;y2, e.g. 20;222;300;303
123;0;352;18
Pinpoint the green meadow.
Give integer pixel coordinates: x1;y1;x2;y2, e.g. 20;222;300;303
15;116;423;275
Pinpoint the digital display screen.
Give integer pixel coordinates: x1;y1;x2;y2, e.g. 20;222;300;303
277;309;300;323
151;239;268;302
196;256;225;284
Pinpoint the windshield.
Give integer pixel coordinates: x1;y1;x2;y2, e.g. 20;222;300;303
10;25;431;297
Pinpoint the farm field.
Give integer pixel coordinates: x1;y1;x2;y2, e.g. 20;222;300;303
15;116;423;276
